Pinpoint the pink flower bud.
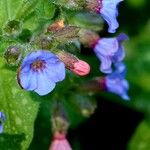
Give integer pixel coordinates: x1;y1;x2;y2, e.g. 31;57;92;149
70;60;90;76
57;51;90;76
49;132;72;150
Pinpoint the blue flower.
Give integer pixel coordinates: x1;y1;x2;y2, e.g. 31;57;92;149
0;112;6;134
18;50;66;96
100;0;123;33
105;62;130;100
94;33;128;74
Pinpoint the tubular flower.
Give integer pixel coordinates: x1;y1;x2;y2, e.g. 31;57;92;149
105;62;130;100
49;132;72;150
93;33;128;74
17;50;65;96
0;112;6;134
99;0;123;33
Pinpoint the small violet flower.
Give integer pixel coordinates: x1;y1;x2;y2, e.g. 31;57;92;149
105;62;130;100
98;0;123;33
0;112;6;134
18;50;65;96
49;132;72;150
93;33;128;74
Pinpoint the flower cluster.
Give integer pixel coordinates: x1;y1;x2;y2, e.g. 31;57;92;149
13;0;129;99
92;33;130;100
3;0;130;149
79;0;130;100
93;33;129;99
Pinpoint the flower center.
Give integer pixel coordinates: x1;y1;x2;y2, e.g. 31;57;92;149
31;60;46;71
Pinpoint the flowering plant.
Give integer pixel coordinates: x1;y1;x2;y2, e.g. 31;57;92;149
1;0;148;149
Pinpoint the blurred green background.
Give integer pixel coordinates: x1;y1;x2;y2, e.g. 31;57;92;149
119;0;150;149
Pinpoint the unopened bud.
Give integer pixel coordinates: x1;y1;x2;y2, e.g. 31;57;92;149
51;102;69;133
81;100;97;117
53;26;80;43
53;0;84;9
52;116;69;134
4;45;23;66
85;0;102;13
70;60;90;76
71;94;97;117
57;51;90;76
3;20;21;35
79;29;99;48
49;132;72;150
31;36;53;49
47;20;65;32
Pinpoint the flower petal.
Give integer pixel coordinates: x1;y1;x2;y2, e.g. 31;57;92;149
22;50;57;67
100;0;123;33
20;70;37;90
0;112;5;121
106;73;130;100
46;60;65;82
113;45;125;62
22;50;43;67
94;38;119;56
34;71;56;96
117;33;129;42
99;55;112;73
0;124;3;134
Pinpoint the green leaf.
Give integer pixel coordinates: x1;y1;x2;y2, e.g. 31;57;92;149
0;0;56;35
0;57;40;150
128;120;150;150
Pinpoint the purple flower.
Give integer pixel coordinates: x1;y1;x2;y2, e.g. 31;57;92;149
18;50;65;96
93;33;128;74
100;0;123;33
0;112;6;134
105;62;130;100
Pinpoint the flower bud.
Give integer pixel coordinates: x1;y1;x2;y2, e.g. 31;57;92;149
85;0;102;13
4;45;23;66
57;51;90;76
3;20;21;35
53;26;80;43
78;29;100;48
74;94;97;117
47;20;65;33
49;132;72;150
31;36;53;49
51;102;69;133
53;0;84;9
70;60;90;76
